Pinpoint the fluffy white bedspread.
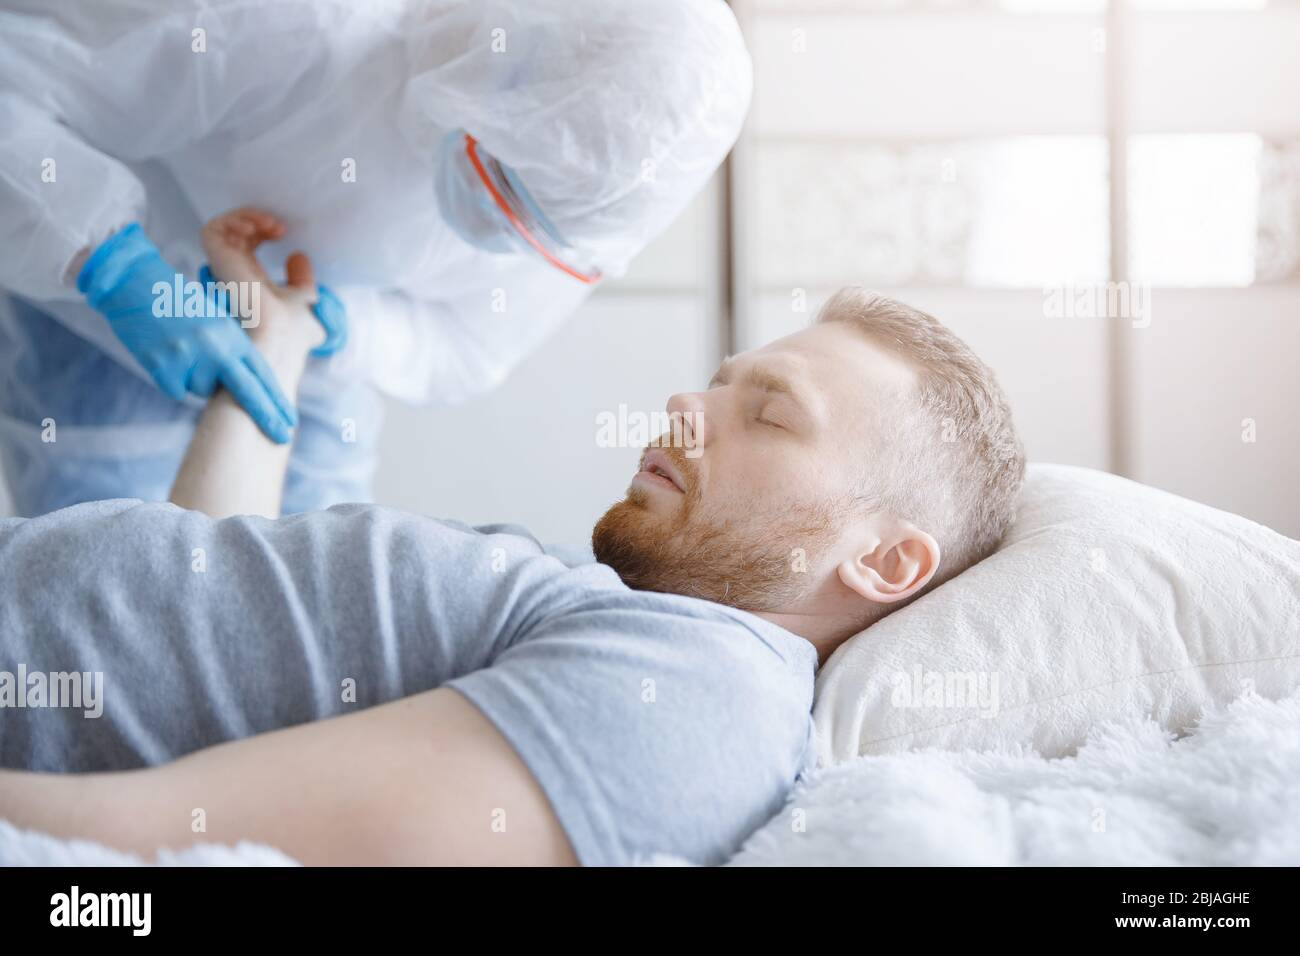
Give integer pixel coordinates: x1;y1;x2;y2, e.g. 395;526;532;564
706;689;1300;867
4;690;1297;866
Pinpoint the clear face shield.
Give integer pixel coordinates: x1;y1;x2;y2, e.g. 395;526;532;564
435;131;603;285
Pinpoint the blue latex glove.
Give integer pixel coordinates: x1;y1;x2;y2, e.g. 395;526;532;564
310;283;348;357
77;223;297;444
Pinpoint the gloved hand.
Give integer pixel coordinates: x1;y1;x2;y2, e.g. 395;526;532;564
309;283;348;357
77;223;297;444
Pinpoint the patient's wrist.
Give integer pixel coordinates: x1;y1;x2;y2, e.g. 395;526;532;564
248;295;320;348
245;300;318;391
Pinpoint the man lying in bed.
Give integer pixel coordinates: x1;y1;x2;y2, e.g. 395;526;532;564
0;208;1024;866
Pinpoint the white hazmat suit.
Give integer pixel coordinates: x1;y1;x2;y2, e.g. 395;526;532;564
0;0;752;513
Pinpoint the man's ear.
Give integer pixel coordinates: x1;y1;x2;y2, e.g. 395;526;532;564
836;523;940;606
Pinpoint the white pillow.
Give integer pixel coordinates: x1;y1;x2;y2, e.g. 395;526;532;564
813;464;1300;765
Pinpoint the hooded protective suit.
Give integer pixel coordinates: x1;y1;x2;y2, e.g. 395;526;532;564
0;0;751;514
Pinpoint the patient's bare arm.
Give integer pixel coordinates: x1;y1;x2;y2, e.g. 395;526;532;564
0;689;577;865
168;208;324;519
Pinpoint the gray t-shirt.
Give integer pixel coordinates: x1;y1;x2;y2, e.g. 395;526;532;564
0;500;818;866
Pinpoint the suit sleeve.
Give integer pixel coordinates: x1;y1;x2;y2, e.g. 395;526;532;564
0;0;346;300
329;261;596;405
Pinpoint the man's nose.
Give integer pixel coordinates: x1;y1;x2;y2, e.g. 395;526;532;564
666;391;706;454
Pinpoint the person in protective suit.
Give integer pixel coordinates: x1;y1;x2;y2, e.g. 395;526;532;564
0;0;752;515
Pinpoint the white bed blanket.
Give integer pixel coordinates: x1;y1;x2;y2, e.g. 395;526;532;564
709;688;1300;867
4;689;1297;866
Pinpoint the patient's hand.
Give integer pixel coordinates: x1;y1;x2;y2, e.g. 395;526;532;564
171;208;326;519
201;207;324;361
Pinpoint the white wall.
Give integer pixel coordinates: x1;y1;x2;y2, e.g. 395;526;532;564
1126;287;1300;538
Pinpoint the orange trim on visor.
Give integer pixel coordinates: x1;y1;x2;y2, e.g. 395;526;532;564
464;134;602;285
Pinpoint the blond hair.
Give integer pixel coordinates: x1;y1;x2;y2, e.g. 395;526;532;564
818;287;1026;607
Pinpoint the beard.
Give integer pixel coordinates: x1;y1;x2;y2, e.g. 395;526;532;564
591;449;842;613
